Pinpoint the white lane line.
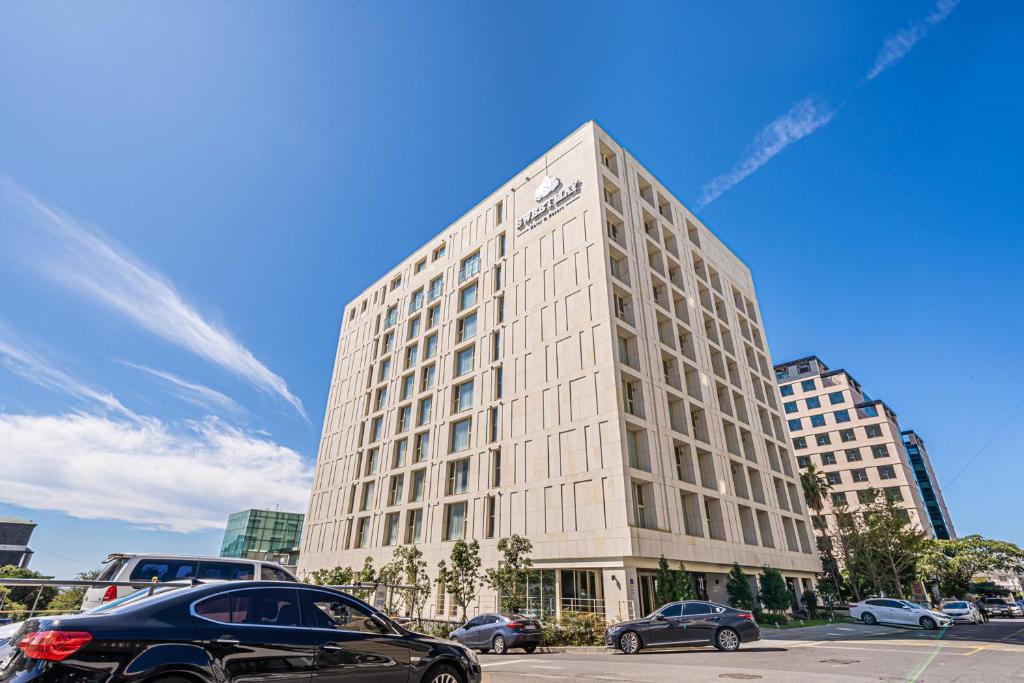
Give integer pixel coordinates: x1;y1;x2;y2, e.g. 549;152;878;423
530;665;562;670
480;658;544;668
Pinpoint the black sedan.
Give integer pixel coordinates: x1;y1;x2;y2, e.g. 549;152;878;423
604;600;760;653
0;580;479;683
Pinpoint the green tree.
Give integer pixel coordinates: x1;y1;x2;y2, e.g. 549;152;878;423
654;556;675;607
484;535;533;613
862;491;927;598
801;589;819;618
353;556;378;602
759;567;790;615
726;563;755;610
918;535;1024;599
0;566;57;612
799;463;831;514
673;562;696;601
306;565;355;586
47;569;101;614
437;540;482;621
389;546;431;619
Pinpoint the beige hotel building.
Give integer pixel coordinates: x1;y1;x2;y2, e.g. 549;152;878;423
299;121;820;621
774;356;955;544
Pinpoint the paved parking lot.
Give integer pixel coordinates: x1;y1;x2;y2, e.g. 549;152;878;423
479;618;1024;682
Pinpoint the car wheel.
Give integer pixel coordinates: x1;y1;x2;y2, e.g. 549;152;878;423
524;644;537;654
714;627;741;652
492;634;507;655
618;631;641;655
862;612;877;625
920;616;937;630
423;663;462;683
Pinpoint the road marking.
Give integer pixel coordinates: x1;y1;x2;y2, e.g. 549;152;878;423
480;658;544;668
530;665;562;670
808;644;964;656
1001;627;1024;642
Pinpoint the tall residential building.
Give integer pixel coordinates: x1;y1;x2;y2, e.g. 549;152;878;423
300;121;820;622
774;356;953;542
900;430;956;540
220;509;305;571
0;517;35;568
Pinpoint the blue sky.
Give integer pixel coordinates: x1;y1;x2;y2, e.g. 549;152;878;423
1;1;1021;578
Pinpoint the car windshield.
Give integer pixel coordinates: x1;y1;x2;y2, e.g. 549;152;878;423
87;585;183;614
901;601;925;609
943;601;968;609
986;599;1007;605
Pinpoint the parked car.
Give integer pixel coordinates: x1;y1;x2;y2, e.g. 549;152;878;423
849;598;952;629
604;600;760;654
82;553;297;610
1;581;480;683
983;598;1023;618
448;612;542;654
940;600;982;624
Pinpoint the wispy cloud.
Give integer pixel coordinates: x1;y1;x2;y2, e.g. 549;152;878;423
0;178;307;421
0;412;311;532
698;97;836;208
0;324;138;419
867;0;962;80
121;361;244;416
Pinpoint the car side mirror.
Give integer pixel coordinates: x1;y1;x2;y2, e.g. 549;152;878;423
655;613;668;621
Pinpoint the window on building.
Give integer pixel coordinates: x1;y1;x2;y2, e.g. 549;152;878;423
840;428;856;442
417;396;433;425
801;379;816;392
370;416;383;442
496;294;505;323
845;448;863;462
497;230;506;254
810;414;826;428
393;439;407;468
414;258;426;274
384;305;398;328
404;344;418;369
825;471;842;486
457;313;477;342
489;449;502;488
424;333;438;358
383;331;395;353
421;364;435;391
450;418;472;452
784;402;798;414
356;518;370;548
828;391;844;405
447;458;470;494
632;481;653;529
375;386;388;411
851;468;869;483
401;373;414;400
365;447;380;475
378;358;391;382
833;409;851;423
453;380;474;413
806;396;821;409
491;331;501;361
405;508;423;543
872;444;890;459
788;418;802;431
796;455;810;468
622;379;640;416
427;304;440;328
410;469;425;502
408;289;424;314
459;252;481;283
831;492;848;507
388;475;405;506
414;431;430;462
397;404;411;432
444;502;467;540
865;424;883;438
493;365;504;399
484;496;497;538
780;384;794;397
488;406;500;442
815;433;831;446
360;481;375;511
820;452;837;466
428;276;443;301
861;405;879;418
383;513;399;546
793;437;807;449
455;347;474;377
432;243;446;261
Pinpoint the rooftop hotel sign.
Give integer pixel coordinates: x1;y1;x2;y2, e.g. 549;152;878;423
516;176;583;232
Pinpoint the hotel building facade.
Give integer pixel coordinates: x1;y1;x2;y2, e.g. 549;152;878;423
300;121;820;621
774;356;954;542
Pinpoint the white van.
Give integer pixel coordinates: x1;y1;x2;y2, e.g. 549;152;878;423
82;553;298;610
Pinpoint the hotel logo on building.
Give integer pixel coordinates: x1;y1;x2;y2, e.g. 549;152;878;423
516;175;583;232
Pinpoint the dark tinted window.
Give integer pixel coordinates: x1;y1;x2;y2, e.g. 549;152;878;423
130;559;197;582
97;558;129;581
464;616;485;628
197;561;254;580
865;599;886;607
300;591;385;634
682;602;711;616
195;588;300;627
483;615;501;624
883;600;904;608
659;603;683;617
261;566;295;581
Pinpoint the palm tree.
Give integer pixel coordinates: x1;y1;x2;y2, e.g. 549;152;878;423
800;463;831;514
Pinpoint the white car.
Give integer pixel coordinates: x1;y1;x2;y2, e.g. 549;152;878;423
82;553;297;610
941;600;982;624
850;598;952;630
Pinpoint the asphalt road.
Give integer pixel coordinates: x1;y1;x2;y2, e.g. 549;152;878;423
479;618;1024;682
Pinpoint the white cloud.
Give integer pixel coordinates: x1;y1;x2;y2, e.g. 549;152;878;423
867;0;962;80
0;324;138;420
121;361;244;416
0;413;312;533
698;97;835;208
0;178;307;421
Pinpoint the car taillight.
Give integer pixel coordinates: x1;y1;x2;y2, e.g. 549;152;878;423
101;585;118;603
17;631;93;661
506;621;525;631
738;612;755;621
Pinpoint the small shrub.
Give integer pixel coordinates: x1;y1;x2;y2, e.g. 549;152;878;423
753;609;790;627
540;611;607;646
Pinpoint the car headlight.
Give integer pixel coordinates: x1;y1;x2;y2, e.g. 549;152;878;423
462;645;479;665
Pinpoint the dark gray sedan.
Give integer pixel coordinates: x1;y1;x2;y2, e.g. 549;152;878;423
448;613;542;654
605;600;760;653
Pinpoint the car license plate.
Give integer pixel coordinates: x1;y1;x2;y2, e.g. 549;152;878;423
524;624;537;631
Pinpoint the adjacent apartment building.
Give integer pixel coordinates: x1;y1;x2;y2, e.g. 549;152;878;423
300;121;820;622
0;517;36;568
774;356;954;541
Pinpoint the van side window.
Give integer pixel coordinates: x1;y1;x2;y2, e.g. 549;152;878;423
261;566;294;581
130;559;197;582
197;561;255;580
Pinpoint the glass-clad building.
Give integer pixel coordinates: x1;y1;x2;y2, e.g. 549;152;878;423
220;509;305;570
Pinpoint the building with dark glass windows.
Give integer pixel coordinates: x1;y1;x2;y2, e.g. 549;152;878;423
901;430;956;540
220;509;304;571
